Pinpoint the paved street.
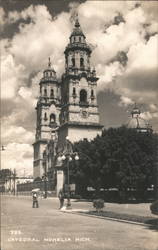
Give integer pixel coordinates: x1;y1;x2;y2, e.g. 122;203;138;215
1;195;158;250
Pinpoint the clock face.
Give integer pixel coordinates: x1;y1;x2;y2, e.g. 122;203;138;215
82;110;87;118
80;108;89;118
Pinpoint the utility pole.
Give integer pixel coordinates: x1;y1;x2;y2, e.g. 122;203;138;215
13;169;16;196
155;134;158;200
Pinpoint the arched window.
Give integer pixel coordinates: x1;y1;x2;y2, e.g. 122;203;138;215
50;89;54;98
73;87;76;95
91;89;95;100
72;58;75;67
44;112;47;121
50;113;56;127
79;37;81;42
74;37;76;42
80;89;87;104
80;58;84;67
72;87;76;97
44;88;47;96
66;56;68;65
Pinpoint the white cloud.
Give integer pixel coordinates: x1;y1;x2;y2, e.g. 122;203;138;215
124;6;146;27
140;111;158;120
97;61;124;90
1;121;34;145
1;5;71;100
141;1;158;23
149;104;158;111
1;53;26;99
78;1;135;27
1;143;33;176
127;34;158;71
115;34;158;104
9;6;70;73
77;3;146;66
146;21;158;34
119;96;134;107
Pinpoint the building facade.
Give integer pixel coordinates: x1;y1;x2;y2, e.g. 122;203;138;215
33;19;103;179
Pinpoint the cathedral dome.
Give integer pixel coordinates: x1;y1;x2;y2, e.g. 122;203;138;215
127;117;147;129
127;103;152;133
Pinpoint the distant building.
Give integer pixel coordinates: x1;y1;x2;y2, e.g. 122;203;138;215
0;176;33;194
127;103;153;133
33;18;103;179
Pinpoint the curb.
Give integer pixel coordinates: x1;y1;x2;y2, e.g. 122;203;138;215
61;210;148;226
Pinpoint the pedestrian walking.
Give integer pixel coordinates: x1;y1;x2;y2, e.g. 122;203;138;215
32;192;39;208
58;188;65;209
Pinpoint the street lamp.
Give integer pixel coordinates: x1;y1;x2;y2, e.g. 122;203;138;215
58;137;79;209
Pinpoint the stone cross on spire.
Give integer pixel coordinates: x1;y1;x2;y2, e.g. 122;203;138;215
74;13;80;27
48;57;51;68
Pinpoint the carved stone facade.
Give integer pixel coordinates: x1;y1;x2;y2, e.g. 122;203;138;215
33;19;103;178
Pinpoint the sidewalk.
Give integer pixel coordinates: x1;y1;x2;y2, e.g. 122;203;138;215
61;200;158;226
68;200;157;218
2;194;156;218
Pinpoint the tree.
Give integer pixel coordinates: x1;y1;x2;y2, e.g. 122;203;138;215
71;126;157;201
34;177;42;182
0;169;12;181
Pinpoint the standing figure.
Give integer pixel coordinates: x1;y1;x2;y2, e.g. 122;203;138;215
58;189;65;209
32;192;39;208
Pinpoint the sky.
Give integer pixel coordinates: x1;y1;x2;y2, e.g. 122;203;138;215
1;0;158;176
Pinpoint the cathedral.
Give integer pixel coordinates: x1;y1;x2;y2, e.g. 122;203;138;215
33;18;103;180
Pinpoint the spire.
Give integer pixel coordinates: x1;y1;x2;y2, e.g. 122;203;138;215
47;57;55;72
48;57;51;68
40;57;57;82
74;16;80;28
70;16;85;39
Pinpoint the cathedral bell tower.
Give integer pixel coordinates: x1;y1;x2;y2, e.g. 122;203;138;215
58;18;103;145
33;58;61;178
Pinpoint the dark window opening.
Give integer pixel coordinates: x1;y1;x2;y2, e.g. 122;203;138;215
72;58;75;67
50;113;56;128
91;89;95;100
44;112;47;121
44;89;47;96
80;58;84;68
79;37;81;42
80;89;87;104
50;89;54;97
66;56;68;65
72;87;76;98
74;37;76;42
